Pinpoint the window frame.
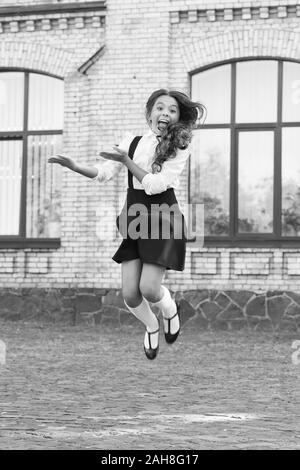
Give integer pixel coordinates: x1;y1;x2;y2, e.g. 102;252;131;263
189;57;300;248
0;68;63;249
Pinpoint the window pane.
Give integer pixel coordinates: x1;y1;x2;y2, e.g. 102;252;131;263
0;72;24;131
0;140;22;235
28;74;64;130
282;62;300;122
191;129;230;235
282;127;300;236
26;135;62;238
191;64;231;124
236;61;278;123
238;131;274;233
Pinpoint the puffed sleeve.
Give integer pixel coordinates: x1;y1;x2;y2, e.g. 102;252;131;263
91;160;123;183
91;132;134;183
141;147;190;195
117;131;135;154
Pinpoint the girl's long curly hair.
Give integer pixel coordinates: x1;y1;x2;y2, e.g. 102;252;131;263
145;89;206;173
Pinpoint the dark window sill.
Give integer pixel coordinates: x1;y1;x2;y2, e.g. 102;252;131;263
187;237;300;248
1;237;299;250
0;238;61;249
0;1;106;18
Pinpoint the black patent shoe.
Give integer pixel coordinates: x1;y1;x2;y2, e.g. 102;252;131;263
163;307;180;344
143;328;159;360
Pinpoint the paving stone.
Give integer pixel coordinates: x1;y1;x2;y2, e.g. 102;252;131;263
119;309;138;327
61;296;75;309
0;316;298;451
102;290;125;309
246;296;266;317
75;312;96;326
276;319;298;332
0;310;22;321
247;317;274;331
217;303;244;321
267;297;291;325
182;290;210;308
43;291;63;313
0;292;22;314
285;292;300;307
75;294;101;313
214;293;231;309
228;319;249;331
266;291;285;297
93;288;108;296
200;301;222;321
209;319;229;330
99;305;120;319
177;298;196;325
59;309;76;325
259;319;275;332
100;313;121;327
224;290;254;307
76;288;95;294
21;288;42;298
59;288;77;297
210;290;219;301
284;303;300;319
20;296;43;319
183;312;208;330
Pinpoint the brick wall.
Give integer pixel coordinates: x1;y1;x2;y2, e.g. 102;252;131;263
0;0;107;289
0;1;98;5
166;2;300;292
0;0;300;297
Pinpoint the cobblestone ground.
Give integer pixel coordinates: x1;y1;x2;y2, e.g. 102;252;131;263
0;319;299;450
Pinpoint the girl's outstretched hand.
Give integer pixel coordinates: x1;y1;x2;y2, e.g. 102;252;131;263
99;146;128;164
48;154;77;172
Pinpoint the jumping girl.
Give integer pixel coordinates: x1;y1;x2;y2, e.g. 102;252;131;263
48;89;204;360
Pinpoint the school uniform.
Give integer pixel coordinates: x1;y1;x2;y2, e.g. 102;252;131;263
92;130;189;271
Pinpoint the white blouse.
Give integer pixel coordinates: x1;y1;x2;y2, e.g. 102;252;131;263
92;129;190;195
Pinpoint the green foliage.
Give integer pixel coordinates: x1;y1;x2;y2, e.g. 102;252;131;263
202;194;229;235
36;190;61;236
201;194;258;235
282;187;300;236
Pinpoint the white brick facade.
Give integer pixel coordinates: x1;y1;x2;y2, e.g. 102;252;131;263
0;0;300;293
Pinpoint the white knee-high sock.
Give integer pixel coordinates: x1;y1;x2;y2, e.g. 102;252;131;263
152;285;177;318
151;286;179;335
124;297;158;332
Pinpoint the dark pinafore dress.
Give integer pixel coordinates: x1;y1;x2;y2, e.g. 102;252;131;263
112;136;187;271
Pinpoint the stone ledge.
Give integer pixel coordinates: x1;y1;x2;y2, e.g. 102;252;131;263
171;4;300;23
0;14;105;33
0;288;299;332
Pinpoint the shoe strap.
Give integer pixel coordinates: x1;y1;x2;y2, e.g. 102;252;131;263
146;328;159;335
163;311;178;321
146;328;159;350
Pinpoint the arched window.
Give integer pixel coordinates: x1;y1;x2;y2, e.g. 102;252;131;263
0;70;63;245
190;59;300;246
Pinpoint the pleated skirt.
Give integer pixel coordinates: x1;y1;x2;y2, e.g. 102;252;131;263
112;188;187;271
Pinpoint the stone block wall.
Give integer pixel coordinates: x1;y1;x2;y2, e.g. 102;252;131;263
1;288;300;332
0;0;300;302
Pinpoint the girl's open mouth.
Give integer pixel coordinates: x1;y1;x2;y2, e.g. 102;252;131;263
157;121;168;131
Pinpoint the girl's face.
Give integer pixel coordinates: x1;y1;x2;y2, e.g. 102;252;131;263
149;95;180;134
